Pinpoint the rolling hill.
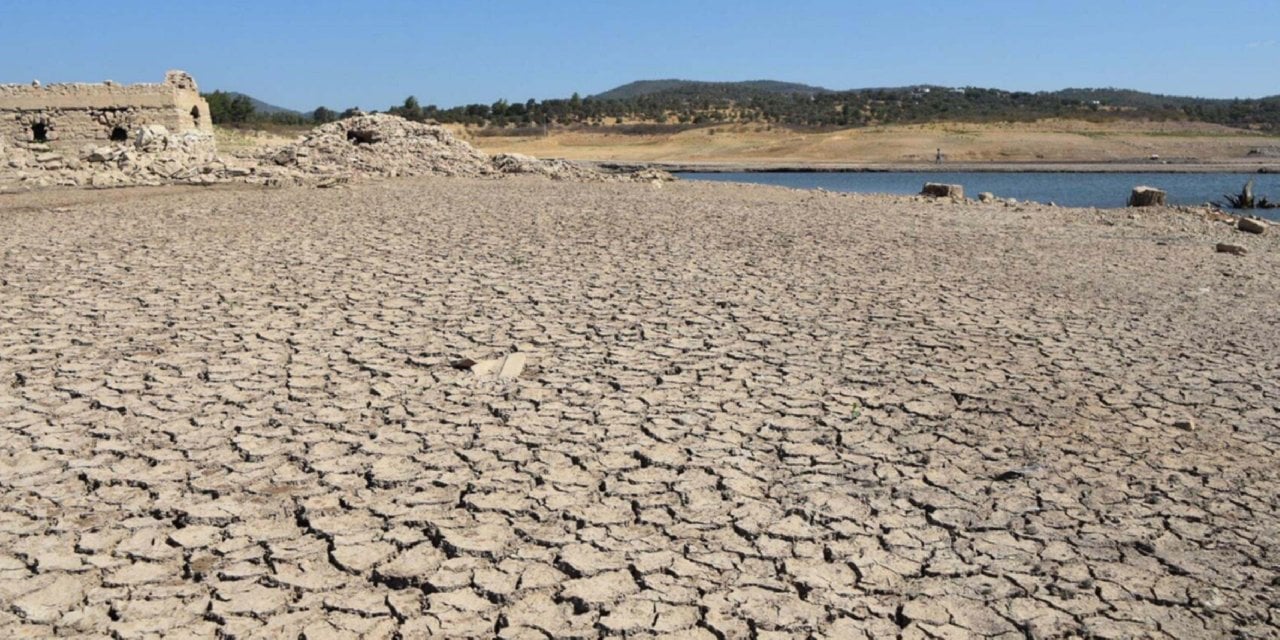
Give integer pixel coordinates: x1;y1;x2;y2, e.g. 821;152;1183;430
212;80;1280;133
592;79;831;101
222;92;302;116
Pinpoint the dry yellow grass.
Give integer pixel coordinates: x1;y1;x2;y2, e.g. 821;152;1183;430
213;127;300;157
457;119;1280;165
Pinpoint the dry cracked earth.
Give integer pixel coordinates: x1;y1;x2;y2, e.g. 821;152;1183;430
1;178;1278;639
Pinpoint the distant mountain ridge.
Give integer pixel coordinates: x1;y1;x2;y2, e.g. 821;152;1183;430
222;92;301;116
210;81;1280;131
589;79;1280;108
592;79;831;100
564;80;1280;131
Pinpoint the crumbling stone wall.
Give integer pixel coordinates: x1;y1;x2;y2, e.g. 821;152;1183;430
1;109;672;191
0;70;212;150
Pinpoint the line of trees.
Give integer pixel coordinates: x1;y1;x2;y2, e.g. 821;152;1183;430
385;87;1280;131
203;86;1280;132
202;91;360;127
202;91;255;124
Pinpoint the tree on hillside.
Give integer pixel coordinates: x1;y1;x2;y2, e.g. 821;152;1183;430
312;106;337;123
202;91;255;124
340;107;362;119
568;93;584;122
390;96;424;121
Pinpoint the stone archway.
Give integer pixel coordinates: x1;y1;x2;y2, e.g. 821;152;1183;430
110;126;129;142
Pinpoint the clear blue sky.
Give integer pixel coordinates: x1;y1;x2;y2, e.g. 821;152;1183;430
3;0;1276;111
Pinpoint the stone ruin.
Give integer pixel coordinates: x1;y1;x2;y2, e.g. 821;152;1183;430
0;71;671;190
1;70;212;149
1;70;222;188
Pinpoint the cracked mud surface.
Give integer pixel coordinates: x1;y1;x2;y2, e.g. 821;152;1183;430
1;178;1278;638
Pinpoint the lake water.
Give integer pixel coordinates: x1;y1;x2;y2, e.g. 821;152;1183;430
676;171;1280;220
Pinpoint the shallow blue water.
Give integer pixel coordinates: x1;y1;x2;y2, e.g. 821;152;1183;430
676;171;1280;220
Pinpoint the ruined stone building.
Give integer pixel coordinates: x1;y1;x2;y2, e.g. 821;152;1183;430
0;70;213;151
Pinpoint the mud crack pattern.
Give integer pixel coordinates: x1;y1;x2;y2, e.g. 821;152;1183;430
0;179;1278;638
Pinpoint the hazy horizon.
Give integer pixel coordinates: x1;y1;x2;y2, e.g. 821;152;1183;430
4;0;1277;111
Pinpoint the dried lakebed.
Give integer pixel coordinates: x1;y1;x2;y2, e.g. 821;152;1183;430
0;178;1278;638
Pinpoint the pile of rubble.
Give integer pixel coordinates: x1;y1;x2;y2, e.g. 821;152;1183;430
1;113;673;191
261;114;495;180
261;114;670;184
1;125;236;189
490;152;610;181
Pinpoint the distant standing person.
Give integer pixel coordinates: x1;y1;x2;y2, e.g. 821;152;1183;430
936;148;943;164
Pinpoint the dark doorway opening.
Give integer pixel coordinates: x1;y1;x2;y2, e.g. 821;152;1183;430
31;122;48;143
190;106;200;126
110;126;128;142
347;130;378;145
